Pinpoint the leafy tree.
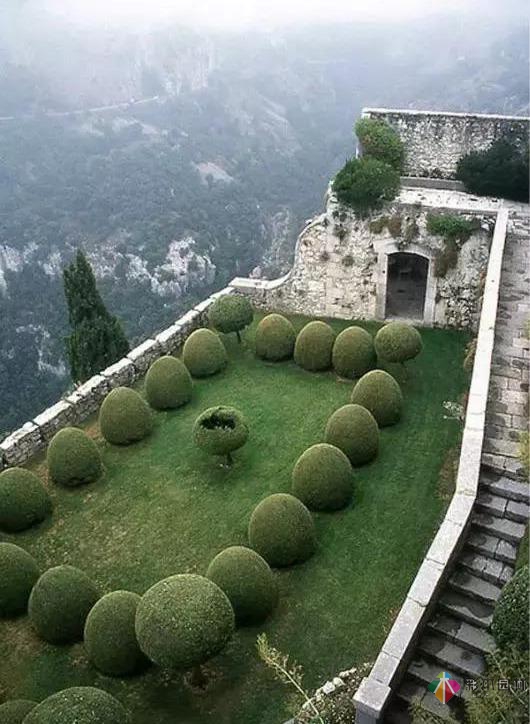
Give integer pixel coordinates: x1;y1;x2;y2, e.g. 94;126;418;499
332;157;400;216
355;117;404;171
456;137;529;202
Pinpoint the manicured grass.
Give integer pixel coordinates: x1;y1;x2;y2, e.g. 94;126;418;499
0;314;469;723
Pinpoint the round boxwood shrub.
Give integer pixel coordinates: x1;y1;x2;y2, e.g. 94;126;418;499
208;294;254;342
193;406;249;465
47;427;102;487
0;543;39;617
350;369;403;427
248;493;316;567
324;404;379;466
23;687;129;724
332;326;376;379
182;329;227;378
294;321;335;372
99;387;153;446
292;443;354;510
135;574;235;671
0;700;37;724
206;546;278;624
255;314;296;362
491;565;529;651
374;322;423;364
145;356;192;410
28;565;99;643
84;590;148;676
0;468;52;532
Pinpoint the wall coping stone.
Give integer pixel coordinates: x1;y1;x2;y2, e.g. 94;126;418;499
363;107;529;122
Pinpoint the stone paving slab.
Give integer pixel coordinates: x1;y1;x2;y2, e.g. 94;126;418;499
418;634;486;678
449;569;502;605
427;613;495;655
471;512;526;543
438;591;493;629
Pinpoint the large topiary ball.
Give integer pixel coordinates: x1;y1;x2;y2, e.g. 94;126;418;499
0;543;39;617
350;370;403;427
491;565;529;651
374;322;423;364
206;546;278;624
193;406;249;465
294;321;335;372
208;294;254;341
84;590;148;676
0;699;37;724
0;468;52;532
28;565;99;643
182;329;227;378
23;687;129;724
324;404;379;466
47;427;102;487
255;314;296;362
248;493;316;567
135;574;235;670
99;387;153;446
292;443;354;511
145;356;192;410
332;326;376;379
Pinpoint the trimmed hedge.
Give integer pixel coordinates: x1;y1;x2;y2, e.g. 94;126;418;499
375;322;423;364
491;565;529;651
182;329;227;378
206;546;278;624
99;387;153;446
332;326;376;379
135;574;235;670
350;369;403;427
208;294;254;341
255;314;296;362
292;443;354;511
23;687;129;724
145;356;192;410
0;700;37;724
324;405;379;465
193;406;249;464
84;591;148;676
0;543;39;617
28;565;99;643
355;117;404;171
0;467;52;532
294;321;335;372
248;493;316;567
332;156;400;216
47;427;102;486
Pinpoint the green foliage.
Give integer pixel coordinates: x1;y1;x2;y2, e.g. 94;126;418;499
28;565;99;643
294;321;335;372
463;337;477;374
332;157;400;216
427;213;479;243
206;546;278;624
145;356;193;410
491;565;529;651
291;443;354;511
207;294;254;341
410;699;459;724
516;525;528;572
456;137;529;202
0;467;52;532
0;700;37;724
182;329;228;377
47;427;102;486
248;493;316;567
23;687;130;724
518;431;529;478
332;326;376;379
324;404;379;466
99;387;153;445
0;543;39;617
350;370;403;426
355;118;405;171
193;406;249;464
374;322;423;364
255;314;296;361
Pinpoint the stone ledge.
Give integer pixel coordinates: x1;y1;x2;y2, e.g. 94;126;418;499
33;399;77;442
353;678;391;724
0;422;43;466
101;358;136;388
155;323;185;354
65;374;110;422
126;339;162;375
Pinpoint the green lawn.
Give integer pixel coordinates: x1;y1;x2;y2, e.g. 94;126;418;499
0;314;469;723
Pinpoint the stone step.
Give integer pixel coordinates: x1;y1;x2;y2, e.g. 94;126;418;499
459;548;513;586
428;612;496;656
418;634;486;680
396;678;457;720
466;528;517;564
471;512;526;544
506;499;530;524
449;569;503;605
482;461;529;484
476;491;507;518
438;590;494;629
481;471;530;504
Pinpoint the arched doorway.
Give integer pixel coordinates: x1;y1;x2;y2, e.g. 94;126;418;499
385;252;429;320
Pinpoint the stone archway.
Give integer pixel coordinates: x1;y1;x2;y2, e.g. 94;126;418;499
385;252;429;319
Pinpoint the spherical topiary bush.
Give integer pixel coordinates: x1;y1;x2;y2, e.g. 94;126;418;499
248;493;316;567
324;405;379;466
99;387;153;446
208;294;254;342
332;326;376;379
144;356;192;410
294;321;335;372
0;699;37;724
292;443;354;511
84;591;148;676
206;546;278;624
182;329;227;378
350;370;403;427
374;322;423;364
28;565;99;643
47;427;102;487
255;314;296;362
0;543;39;617
491;565;529;651
23;687;129;724
193;406;249;465
135;574;235;673
0;468;52;532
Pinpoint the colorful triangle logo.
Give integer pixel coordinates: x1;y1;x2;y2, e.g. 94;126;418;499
427;671;461;703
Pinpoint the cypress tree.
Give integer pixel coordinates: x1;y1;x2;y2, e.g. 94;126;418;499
63;251;129;383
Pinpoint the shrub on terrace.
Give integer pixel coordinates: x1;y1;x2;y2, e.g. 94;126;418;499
23;687;129;724
294;321;335;372
0;543;39;617
99;387;153;446
355;117;404;171
374;322;423;364
208;294;254;342
324;405;379;466
292;443;354;511
491;565;529;651
182;329;227;378
332;326;376;379
255;313;296;361
456;137;529;202
193;406;249;465
0;699;37;724
145;356;192;410
332;157;400;217
350;370;403;427
47;427;102;486
0;467;52;532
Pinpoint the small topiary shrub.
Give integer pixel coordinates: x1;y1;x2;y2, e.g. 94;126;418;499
206;546;278;624
28;565;99;643
374;322;423;364
99;387;153;446
0;543;39;617
0;468;52;532
491;565;529;651
355;117;405;171
84;590;148;676
0;700;37;724
332;326;376;379
182;329;228;378
294;321;335;372
324;405;379;466
207;294;254;342
456;137;529;202
350;370;403;427
255;314;296;362
292;443;354;511
144;356;192;410
193;406;249;465
23;687;129;724
248;493;316;567
332;157;400;216
47;427;102;486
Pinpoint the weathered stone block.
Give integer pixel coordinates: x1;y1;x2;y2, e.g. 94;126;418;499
353;677;391;724
0;422;44;466
65;374;110;422
382;597;427;660
407;559;445;607
155;324;185;354
126;339;162;375
426;520;464;566
33;399;77;442
101;357;136;388
177;309;202;338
